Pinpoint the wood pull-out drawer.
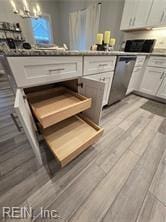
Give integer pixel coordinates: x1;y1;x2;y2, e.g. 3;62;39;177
27;87;91;128
42;115;104;167
84;56;116;75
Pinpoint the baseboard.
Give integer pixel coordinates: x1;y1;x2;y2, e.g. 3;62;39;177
133;90;166;104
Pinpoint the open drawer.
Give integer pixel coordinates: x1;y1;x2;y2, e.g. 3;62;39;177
42;114;104;167
27;87;91;128
14;77;105;167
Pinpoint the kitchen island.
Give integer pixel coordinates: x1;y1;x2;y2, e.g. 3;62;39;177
0;49;165;167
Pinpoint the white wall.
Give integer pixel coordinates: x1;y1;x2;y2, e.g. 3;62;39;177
0;0;60;45
99;0;124;50
0;0;125;49
57;0;125;50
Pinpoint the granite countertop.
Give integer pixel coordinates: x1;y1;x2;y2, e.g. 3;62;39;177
0;49;166;57
0;49;149;57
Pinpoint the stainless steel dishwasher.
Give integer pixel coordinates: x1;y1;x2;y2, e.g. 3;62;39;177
108;56;136;105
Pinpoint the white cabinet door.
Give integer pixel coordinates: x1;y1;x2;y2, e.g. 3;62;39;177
133;0;153;28
147;0;166;27
120;0;137;30
100;72;114;106
126;67;142;94
139;67;164;95
14;89;42;165
157;75;166;99
121;0;153;30
87;72;114;106
78;77;105;125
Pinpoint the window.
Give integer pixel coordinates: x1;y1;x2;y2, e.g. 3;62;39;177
31;16;53;44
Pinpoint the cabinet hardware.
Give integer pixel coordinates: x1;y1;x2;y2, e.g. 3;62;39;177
160;11;165;23
132;17;136;26
129;18;132;26
49;68;65;72
100;77;105;81
23;95;27;100
99;64;108;67
160;72;165;79
77;83;83;88
10;113;22;132
163;72;166;79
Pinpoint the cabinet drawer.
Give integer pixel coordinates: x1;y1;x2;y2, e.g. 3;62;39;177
135;56;146;67
84;56;116;75
7;56;82;87
27;87;91;128
148;56;166;68
42;114;103;167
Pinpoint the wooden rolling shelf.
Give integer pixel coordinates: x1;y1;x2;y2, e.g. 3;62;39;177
42;115;104;167
27;86;103;167
27;87;91;128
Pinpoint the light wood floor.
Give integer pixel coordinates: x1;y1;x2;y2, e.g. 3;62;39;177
0;74;166;222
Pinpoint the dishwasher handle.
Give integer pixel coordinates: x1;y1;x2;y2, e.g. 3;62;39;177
118;56;137;63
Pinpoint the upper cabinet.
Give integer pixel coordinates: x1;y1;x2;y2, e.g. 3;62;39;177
147;0;166;27
120;0;153;30
133;0;153;29
120;0;137;30
120;0;166;30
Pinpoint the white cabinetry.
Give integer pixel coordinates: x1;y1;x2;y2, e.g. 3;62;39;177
120;0;137;30
83;56;116;106
156;74;166;99
84;56;116;75
7;56;82;88
139;56;166;100
147;0;166;27
85;72;114;106
126;67;142;94
11;56;108;166
14;75;105;167
132;0;153;29
126;56;146;94
139;67;164;95
14;89;42;165
120;0;153;30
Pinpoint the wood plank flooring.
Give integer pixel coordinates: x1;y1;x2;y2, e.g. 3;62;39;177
0;74;166;222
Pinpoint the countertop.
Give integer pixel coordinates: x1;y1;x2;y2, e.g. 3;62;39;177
1;49;166;57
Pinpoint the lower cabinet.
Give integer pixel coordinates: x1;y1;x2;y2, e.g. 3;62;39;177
139;67;164;96
83;72;114;106
126;67;142;94
126;56;146;95
14;77;105;167
156;76;166;99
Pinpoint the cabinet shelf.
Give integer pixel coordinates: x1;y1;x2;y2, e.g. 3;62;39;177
27;87;92;128
0;28;21;33
43;115;103;167
0;38;25;42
